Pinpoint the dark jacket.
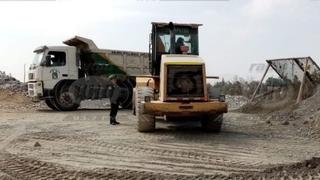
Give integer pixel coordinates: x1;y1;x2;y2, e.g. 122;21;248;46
108;84;121;104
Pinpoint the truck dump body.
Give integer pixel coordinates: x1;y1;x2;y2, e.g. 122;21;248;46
99;49;150;77
64;36;150;78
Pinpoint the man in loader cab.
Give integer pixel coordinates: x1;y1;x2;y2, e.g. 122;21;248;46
175;37;185;54
175;37;190;54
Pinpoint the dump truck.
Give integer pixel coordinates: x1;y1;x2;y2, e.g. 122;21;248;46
133;22;228;132
28;36;149;111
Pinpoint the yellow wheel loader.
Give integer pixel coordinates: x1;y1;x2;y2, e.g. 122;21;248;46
133;22;228;132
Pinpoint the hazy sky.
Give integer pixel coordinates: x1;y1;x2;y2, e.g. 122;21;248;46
0;0;319;82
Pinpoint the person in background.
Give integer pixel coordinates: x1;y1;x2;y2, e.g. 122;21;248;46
108;75;120;125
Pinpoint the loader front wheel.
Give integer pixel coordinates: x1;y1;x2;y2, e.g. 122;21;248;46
137;113;155;132
135;87;155;132
201;114;223;132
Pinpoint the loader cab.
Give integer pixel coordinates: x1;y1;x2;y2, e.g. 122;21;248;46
150;22;202;75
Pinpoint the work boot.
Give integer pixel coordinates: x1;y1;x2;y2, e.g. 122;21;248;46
110;117;120;125
113;117;120;125
110;117;116;125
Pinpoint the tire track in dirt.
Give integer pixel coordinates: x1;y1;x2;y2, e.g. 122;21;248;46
1;153;320;180
0;125;25;151
0;153;203;180
9;131;269;175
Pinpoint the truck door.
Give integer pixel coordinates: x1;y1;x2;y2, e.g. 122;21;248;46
42;50;69;90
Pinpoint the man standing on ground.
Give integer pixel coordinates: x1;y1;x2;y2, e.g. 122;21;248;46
108;75;120;125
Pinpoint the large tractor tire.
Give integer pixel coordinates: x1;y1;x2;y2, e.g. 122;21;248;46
201;114;223;132
45;99;59;111
135;87;155;132
53;82;81;111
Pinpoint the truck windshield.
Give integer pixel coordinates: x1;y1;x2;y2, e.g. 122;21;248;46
33;52;44;65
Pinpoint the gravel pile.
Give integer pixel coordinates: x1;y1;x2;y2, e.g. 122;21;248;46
261;86;320;139
226;157;320;179
0;71;27;94
226;95;248;110
0;70;35;112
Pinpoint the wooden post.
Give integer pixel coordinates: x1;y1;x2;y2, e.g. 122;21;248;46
296;59;309;103
250;63;271;103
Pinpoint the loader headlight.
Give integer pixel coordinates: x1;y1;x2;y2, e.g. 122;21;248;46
219;95;225;102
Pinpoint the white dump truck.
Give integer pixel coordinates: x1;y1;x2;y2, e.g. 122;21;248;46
28;36;149;111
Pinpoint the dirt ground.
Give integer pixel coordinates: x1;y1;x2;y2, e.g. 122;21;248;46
0;104;320;179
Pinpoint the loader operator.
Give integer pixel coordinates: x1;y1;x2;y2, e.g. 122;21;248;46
108;75;120;125
175;37;190;54
175;37;185;54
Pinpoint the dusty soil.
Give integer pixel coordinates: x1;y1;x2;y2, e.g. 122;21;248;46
0;90;38;112
0;107;320;179
0;88;320;179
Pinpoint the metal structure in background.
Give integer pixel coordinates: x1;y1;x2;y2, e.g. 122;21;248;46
250;57;320;103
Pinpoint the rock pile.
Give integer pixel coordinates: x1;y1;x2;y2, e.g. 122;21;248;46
227;157;320;179
261;86;320;139
226;95;248;110
0;71;27;94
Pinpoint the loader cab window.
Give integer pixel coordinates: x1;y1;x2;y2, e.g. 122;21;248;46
155;26;199;55
46;51;66;67
151;24;200;75
174;27;198;55
157;30;171;53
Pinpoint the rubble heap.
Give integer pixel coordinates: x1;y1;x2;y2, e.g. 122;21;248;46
227;157;320;179
262;86;320;139
0;71;27;94
226;95;248;110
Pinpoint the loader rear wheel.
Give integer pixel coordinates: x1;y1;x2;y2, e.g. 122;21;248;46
201;114;223;132
135;87;155;132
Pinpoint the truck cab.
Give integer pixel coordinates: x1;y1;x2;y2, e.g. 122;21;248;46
28;46;78;99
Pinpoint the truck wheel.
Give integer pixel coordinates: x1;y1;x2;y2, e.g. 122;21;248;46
201;114;223;132
132;88;136;115
45;99;59;111
119;79;134;109
53;82;80;111
136;87;155;132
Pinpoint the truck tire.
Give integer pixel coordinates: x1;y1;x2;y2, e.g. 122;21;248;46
53;82;80;111
45;99;59;111
201;114;223;132
119;79;134;109
132;88;136;115
136;87;155;132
